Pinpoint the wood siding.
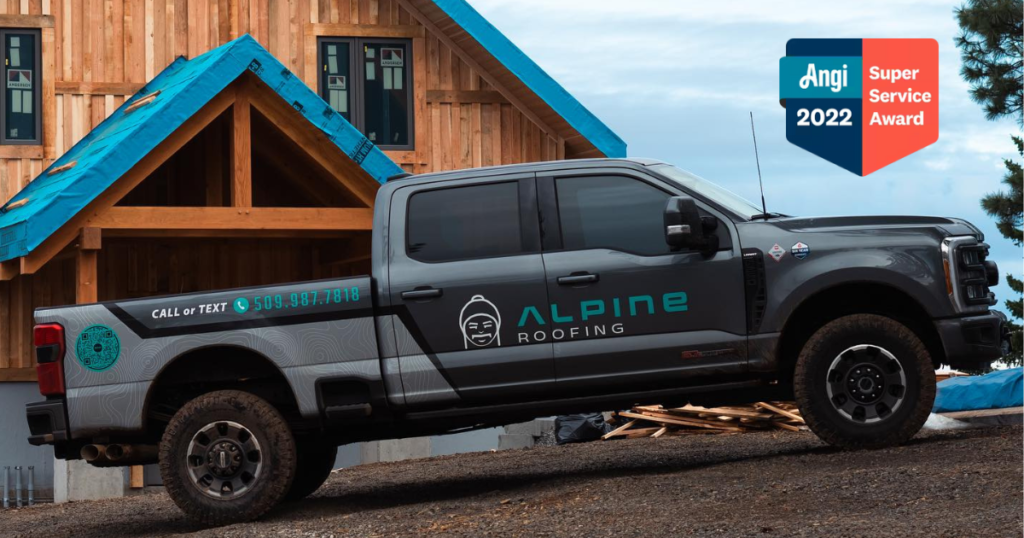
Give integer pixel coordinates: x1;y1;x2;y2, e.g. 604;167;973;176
0;0;564;206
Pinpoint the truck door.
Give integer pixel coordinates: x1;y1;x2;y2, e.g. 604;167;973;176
387;173;555;407
535;170;747;394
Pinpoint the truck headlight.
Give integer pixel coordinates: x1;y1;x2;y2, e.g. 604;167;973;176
941;236;997;312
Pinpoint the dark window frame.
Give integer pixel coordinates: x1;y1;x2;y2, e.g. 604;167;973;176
317;36;415;151
404;178;539;264
0;28;41;146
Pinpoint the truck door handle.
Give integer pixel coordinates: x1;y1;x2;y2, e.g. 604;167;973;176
401;287;443;301
557;273;599;286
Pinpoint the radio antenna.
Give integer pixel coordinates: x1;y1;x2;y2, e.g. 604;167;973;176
749;111;768;218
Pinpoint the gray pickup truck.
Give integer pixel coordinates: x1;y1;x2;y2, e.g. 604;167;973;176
26;158;1002;524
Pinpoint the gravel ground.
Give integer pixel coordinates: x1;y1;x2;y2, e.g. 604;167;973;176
3;425;1021;537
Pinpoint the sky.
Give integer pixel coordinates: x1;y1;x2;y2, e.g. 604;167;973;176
471;0;1023;317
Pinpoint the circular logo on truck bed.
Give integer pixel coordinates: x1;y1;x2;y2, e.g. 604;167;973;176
75;325;121;372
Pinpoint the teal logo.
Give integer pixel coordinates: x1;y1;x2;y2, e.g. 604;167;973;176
75;325;120;372
233;297;250;314
517;292;688;327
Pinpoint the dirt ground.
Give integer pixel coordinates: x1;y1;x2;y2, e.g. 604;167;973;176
3;425;1021;537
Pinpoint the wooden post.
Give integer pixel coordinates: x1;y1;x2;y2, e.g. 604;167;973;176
129;465;144;489
75;249;98;304
76;227;102;305
231;88;252;208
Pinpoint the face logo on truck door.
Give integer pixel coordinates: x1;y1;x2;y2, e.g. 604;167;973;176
459;295;502;349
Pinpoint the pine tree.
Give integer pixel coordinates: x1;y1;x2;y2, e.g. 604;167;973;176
957;1;1024;362
981;136;1023;363
955;0;1024;125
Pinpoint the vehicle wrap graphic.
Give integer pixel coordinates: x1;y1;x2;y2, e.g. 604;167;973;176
75;324;120;372
515;292;688;344
459;295;502;349
106;277;372;338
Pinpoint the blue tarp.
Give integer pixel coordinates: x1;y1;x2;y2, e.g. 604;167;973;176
932;367;1023;413
0;34;403;263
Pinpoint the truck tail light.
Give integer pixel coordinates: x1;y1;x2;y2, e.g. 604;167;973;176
34;323;66;396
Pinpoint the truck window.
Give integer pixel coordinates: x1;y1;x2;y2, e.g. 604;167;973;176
555;175;671;256
407;181;523;262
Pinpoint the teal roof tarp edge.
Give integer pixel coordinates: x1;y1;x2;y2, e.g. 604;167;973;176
0;35;402;263
431;0;626;158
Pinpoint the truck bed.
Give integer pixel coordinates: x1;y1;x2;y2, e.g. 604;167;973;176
34;276;380;437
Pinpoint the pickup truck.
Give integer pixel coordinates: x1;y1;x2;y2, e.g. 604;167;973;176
25;158;1003;524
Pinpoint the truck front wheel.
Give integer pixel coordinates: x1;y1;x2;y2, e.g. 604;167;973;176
794;314;935;449
159;390;297;525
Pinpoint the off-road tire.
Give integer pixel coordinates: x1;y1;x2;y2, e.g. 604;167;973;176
159;390;297;525
794;314;935;450
284;438;337;501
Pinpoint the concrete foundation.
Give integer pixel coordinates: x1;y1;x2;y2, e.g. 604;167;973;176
53;459;124;503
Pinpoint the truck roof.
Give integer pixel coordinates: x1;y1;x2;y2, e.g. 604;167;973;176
386;158;667;187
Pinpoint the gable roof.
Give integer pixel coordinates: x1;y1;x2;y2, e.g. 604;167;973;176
0;35;403;263
410;0;626;159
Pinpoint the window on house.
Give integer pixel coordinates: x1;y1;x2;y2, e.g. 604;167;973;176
319;37;413;150
1;29;41;145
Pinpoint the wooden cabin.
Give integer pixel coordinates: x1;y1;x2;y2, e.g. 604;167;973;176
0;0;625;390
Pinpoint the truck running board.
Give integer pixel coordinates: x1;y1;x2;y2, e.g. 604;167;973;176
402;380;768;423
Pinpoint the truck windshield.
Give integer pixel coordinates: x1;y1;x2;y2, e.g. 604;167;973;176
652;164;763;220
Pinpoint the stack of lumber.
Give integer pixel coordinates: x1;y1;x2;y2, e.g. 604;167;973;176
602;402;808;440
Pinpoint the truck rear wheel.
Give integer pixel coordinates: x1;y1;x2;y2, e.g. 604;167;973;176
284;438;337;501
159;390;296;525
793;314;935;449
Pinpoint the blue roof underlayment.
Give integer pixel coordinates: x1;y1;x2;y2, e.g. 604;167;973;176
431;0;626;159
0;35;404;263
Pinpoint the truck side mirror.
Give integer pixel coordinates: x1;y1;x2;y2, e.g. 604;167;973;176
664;196;719;255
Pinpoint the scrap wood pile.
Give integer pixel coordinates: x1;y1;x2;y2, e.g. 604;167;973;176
603;402;808;439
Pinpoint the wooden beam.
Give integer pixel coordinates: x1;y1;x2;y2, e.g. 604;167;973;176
397;0;559;140
0;367;37;382
77;227;102;250
89;207;374;232
0;145;43;159
427;90;508;105
101;229;360;239
0;15;55;28
0;260;20;281
305;23;424;39
754;402;805;424
55;81;145;95
41;27;56;160
18;86;237;275
231;89;252;207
